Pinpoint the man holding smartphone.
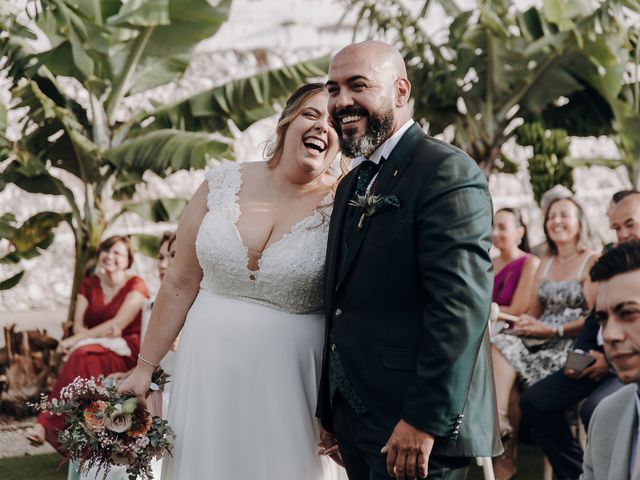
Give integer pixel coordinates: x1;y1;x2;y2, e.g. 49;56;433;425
582;240;640;479
520;190;640;480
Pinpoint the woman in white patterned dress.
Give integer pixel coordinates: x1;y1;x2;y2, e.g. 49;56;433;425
119;83;347;479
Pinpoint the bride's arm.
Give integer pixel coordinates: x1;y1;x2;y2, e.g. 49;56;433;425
118;181;208;398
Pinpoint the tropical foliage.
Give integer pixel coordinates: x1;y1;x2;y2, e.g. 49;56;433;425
342;0;640;177
0;0;329;324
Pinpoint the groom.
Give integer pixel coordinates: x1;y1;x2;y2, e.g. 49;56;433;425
317;41;502;480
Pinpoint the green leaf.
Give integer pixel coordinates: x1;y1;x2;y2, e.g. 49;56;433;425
122;198;188;223
0;161;61;196
136;56;330;134
107;0;170;27
142;0;231;57
522;61;584;114
543;0;587;31
105;130;231;177
10;211;69;254
128;53;191;94
0;213;17;240
130;233;163;258
0;271;25;290
517;8;544;41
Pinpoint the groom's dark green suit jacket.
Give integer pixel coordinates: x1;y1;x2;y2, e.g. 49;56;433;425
317;123;503;458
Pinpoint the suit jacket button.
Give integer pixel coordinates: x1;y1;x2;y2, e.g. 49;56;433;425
335;308;342;317
331;343;337;352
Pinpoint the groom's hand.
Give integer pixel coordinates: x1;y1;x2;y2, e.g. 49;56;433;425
318;426;345;467
381;420;434;480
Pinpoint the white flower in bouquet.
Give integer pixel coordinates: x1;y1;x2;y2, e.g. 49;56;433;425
105;405;133;433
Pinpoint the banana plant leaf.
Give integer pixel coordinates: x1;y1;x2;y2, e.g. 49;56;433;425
104;130;232;177
121;198;188;223
130;233;164;258
132;56;330;135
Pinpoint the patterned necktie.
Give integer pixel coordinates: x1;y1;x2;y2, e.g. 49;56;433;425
355;160;382;196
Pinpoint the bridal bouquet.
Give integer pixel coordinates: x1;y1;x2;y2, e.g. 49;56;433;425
29;374;174;480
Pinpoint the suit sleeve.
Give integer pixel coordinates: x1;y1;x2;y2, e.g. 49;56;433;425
401;152;493;437
582;409;598;480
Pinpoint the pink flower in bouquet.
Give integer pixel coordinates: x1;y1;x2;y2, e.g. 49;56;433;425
83;400;108;431
104;405;133;433
128;410;152;437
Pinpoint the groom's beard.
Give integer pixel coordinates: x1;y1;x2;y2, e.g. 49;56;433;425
334;106;395;159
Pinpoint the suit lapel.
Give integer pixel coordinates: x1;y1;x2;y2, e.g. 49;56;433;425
335;123;424;290
609;387;637;480
325;169;358;309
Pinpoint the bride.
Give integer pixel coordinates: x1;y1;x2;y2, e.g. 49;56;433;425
119;83;345;479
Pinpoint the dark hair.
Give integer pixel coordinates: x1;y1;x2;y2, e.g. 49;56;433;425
590;240;640;282
496;207;530;253
611;190;640;204
160;231;176;252
543;197;593;255
98;235;134;269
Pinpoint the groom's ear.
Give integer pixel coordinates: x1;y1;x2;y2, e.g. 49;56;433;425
395;78;411;107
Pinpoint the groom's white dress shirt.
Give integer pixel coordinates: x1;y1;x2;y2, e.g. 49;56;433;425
350;119;415;194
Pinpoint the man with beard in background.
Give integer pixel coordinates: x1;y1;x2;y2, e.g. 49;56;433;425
316;41;502;480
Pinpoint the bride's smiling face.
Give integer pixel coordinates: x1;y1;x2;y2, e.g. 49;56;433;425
280;91;339;175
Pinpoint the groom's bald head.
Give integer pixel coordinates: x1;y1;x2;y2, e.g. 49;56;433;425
327;41;412;157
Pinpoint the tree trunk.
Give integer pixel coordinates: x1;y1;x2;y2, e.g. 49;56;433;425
64;231;100;337
477;146;502;178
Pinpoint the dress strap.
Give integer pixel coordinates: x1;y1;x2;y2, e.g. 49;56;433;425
541;256;554;280
576;252;597;279
204;162;241;211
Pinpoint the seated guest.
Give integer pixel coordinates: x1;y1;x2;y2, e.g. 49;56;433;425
490;208;539;478
582;240;640;480
71;233;176;480
519;190;639;480
492;208;540;316
492;197;598;445
26;235;148;449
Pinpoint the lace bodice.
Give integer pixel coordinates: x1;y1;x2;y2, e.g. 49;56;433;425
195;162;331;314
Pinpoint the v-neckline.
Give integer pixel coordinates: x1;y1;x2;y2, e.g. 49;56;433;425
231;163;330;277
98;276;131;305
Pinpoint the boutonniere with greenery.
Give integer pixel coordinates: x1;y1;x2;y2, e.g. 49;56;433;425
348;193;401;228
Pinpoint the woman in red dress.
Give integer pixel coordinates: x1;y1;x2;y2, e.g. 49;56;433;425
26;235;148;449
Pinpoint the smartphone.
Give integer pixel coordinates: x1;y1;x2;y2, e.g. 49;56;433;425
565;350;596;372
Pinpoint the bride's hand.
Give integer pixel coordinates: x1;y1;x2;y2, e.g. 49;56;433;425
318;426;345;467
117;367;152;408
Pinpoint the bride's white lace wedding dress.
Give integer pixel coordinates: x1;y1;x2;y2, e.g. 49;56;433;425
161;162;345;479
